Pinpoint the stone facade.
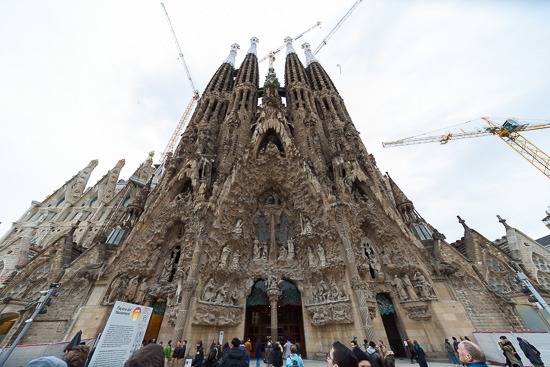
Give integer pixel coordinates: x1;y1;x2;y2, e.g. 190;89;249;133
1;38;550;358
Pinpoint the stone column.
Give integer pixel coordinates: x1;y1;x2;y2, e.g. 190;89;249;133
267;288;279;341
269;213;277;263
172;280;198;342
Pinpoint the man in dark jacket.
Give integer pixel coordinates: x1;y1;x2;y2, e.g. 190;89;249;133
500;337;523;367
177;340;187;367
221;338;247;367
365;341;385;367
192;340;204;367
172;342;183;367
516;337;544;367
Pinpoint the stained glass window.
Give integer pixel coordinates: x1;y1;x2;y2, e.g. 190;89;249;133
278;281;301;307
533;253;550;272
488;274;510;293
277;216;291;243
464;277;481;291
247;281;269;306
485;256;506;272
376;294;395;316
256;216;269;243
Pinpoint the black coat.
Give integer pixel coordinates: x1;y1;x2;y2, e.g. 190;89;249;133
193;346;204;367
221;348;247;367
271;347;283;367
204;358;220;367
365;350;385;367
518;340;543;365
178;345;187;359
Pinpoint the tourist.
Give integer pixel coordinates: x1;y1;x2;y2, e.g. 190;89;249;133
499;339;520;367
172;341;183;367
384;351;395;367
204;348;220;367
265;339;273;367
457;341;488;367
412;341;428;367
378;341;388;360
221;338;247;367
245;338;252;366
255;338;263;367
295;340;302;357
286;345;304;367
363;339;369;351
283;339;292;359
221;342;231;363
499;337;523;367
271;342;283;367
445;339;460;367
327;341;358;367
516;337;544;367
192;340;204;367
178;340;188;367
63;344;90;367
164;340;172;367
365;341;385;367
350;340;370;367
405;339;416;364
124;343;165;367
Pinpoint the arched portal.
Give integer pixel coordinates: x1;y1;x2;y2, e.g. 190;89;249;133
245;280;305;357
376;294;406;357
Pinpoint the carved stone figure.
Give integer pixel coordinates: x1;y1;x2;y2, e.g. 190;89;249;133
162;256;175;281
220;246;230;268
107;276;123;304
414;271;435;299
231;251;240;271
317;244;326;267
126;276;140;302
287;238;295;259
253;240;260;259
261;242;268;260
392;274;408;301
233;219;243;234
302;216;313;235
278;244;287;260
381;250;392;266
202;278;216;302
214;284;228;303
403;274;419;301
307;247;316;267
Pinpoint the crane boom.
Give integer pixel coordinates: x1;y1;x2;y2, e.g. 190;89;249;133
258;21;322;64
313;0;363;55
382;117;550;179
159;3;200;164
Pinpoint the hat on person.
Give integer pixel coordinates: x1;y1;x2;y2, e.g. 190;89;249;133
499;336;508;340
351;340;358;346
27;356;68;367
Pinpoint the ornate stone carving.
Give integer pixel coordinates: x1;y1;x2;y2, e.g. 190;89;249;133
413;271;437;299
401;300;432;321
306;301;352;326
306;277;349;305
192;303;243;326
199;278;243;307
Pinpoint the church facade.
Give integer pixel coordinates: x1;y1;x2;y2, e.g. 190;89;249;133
1;38;549;358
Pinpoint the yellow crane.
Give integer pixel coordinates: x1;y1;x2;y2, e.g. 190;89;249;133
159;3;200;164
382;117;550;179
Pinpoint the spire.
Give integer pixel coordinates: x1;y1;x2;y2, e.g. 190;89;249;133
247;37;259;57
285;36;296;56
386;172;411;207
223;43;240;67
301;42;318;66
497;215;512;230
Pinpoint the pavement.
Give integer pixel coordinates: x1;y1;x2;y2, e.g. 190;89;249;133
295;358;455;367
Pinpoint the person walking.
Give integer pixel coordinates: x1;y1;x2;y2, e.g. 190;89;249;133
255;338;263;367
204;348;220;367
283;340;292;360
265;339;273;367
285;345;304;367
516;337;544;367
271;342;283;367
164;341;172;367
245;339;252;366
412;341;428;367
192;340;204;367
385;350;395;367
221;338;247;367
499;339;520;367
405;339;416;364
365;341;385;367
445;339;460;367
457;340;489;367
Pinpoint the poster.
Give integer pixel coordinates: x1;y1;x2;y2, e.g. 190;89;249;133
88;301;153;367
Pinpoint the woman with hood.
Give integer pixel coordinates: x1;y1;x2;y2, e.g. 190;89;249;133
413;340;428;367
499;339;520;367
384;350;396;367
365;341;386;367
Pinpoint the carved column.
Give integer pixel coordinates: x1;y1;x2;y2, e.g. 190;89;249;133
269;212;277;263
267;288;279;341
338;209;375;341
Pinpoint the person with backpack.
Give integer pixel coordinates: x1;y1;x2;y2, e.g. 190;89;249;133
271;342;283;367
285;345;303;367
255;338;263;367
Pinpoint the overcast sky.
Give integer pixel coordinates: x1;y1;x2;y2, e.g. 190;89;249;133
1;0;549;244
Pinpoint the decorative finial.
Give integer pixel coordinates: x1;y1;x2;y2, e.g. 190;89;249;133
223;43;240;67
247;37;259;56
285;36;296;56
148;151;155;157
497;215;511;230
302;42;318;66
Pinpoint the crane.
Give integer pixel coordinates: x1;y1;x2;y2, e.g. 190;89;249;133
258;21;322;68
313;0;363;55
159;2;200;164
382;117;550;179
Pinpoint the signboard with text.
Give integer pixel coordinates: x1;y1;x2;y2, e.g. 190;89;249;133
89;301;153;367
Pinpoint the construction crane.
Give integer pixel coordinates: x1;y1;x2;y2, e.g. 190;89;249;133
382;117;550;179
159;2;200;164
313;0;363;55
258;21;322;68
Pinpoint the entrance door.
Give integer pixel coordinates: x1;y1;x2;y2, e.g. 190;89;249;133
245;280;306;356
376;294;406;357
144;300;166;342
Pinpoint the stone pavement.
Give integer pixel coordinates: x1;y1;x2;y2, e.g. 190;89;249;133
301;358;457;367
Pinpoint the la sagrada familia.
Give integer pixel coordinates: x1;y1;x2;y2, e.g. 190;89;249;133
1;37;549;358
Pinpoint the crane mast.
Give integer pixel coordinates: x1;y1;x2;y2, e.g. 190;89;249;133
382;117;550;179
159;3;199;164
313;0;363;55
